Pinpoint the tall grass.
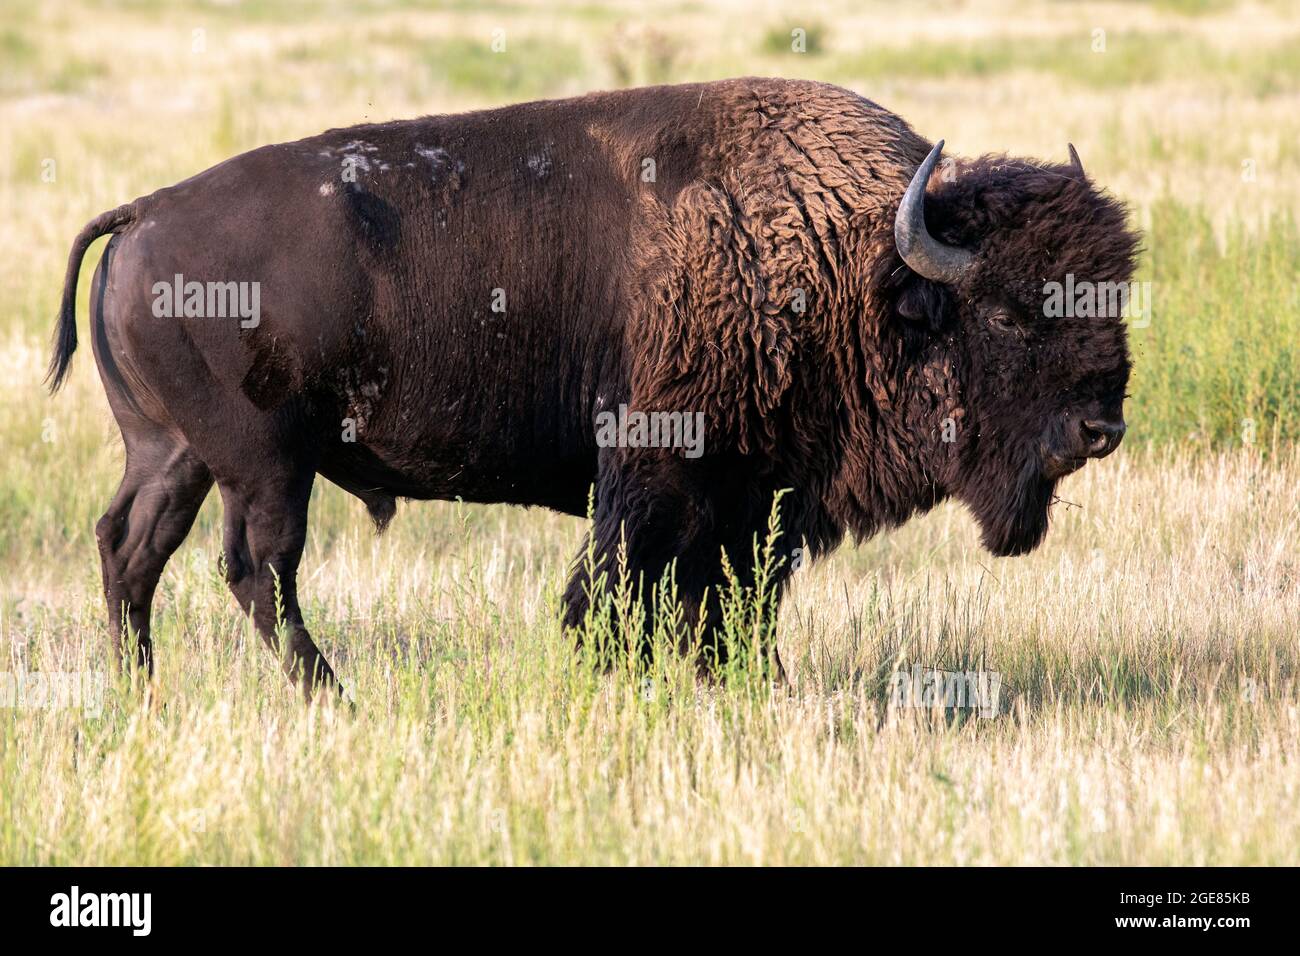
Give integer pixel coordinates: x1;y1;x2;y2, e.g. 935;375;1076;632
3;448;1297;864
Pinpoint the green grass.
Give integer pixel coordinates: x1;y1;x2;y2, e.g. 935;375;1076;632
761;22;828;57
419;35;585;99
830;31;1300;95
1131;201;1300;447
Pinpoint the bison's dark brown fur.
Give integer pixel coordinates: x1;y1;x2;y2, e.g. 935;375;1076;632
50;78;1138;697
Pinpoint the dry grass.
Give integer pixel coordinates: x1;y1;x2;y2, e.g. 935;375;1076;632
4;447;1299;864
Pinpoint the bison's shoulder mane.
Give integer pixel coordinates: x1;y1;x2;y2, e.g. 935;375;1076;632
618;79;946;545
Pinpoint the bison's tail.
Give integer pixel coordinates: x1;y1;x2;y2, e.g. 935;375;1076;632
46;203;137;393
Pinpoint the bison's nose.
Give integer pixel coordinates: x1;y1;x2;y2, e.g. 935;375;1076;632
1080;418;1126;458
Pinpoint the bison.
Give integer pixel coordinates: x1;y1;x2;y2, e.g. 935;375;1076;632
49;78;1138;699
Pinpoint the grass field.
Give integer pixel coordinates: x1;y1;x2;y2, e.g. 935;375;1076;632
2;0;1298;864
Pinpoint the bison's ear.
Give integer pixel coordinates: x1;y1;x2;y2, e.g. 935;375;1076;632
895;277;950;332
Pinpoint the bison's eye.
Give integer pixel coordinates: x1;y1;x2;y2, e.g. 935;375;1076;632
987;307;1018;333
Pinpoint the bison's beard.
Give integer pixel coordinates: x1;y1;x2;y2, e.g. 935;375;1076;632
960;455;1058;557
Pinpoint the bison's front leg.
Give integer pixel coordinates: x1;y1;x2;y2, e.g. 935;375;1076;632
563;447;793;679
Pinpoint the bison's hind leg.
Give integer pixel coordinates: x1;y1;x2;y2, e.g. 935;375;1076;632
215;464;341;703
97;434;213;682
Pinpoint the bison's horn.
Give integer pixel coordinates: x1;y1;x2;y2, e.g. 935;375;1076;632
895;139;975;285
1067;143;1085;177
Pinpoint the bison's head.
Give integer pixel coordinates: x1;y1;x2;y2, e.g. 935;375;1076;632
892;141;1140;556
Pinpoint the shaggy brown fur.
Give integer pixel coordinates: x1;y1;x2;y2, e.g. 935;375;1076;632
49;78;1138;695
